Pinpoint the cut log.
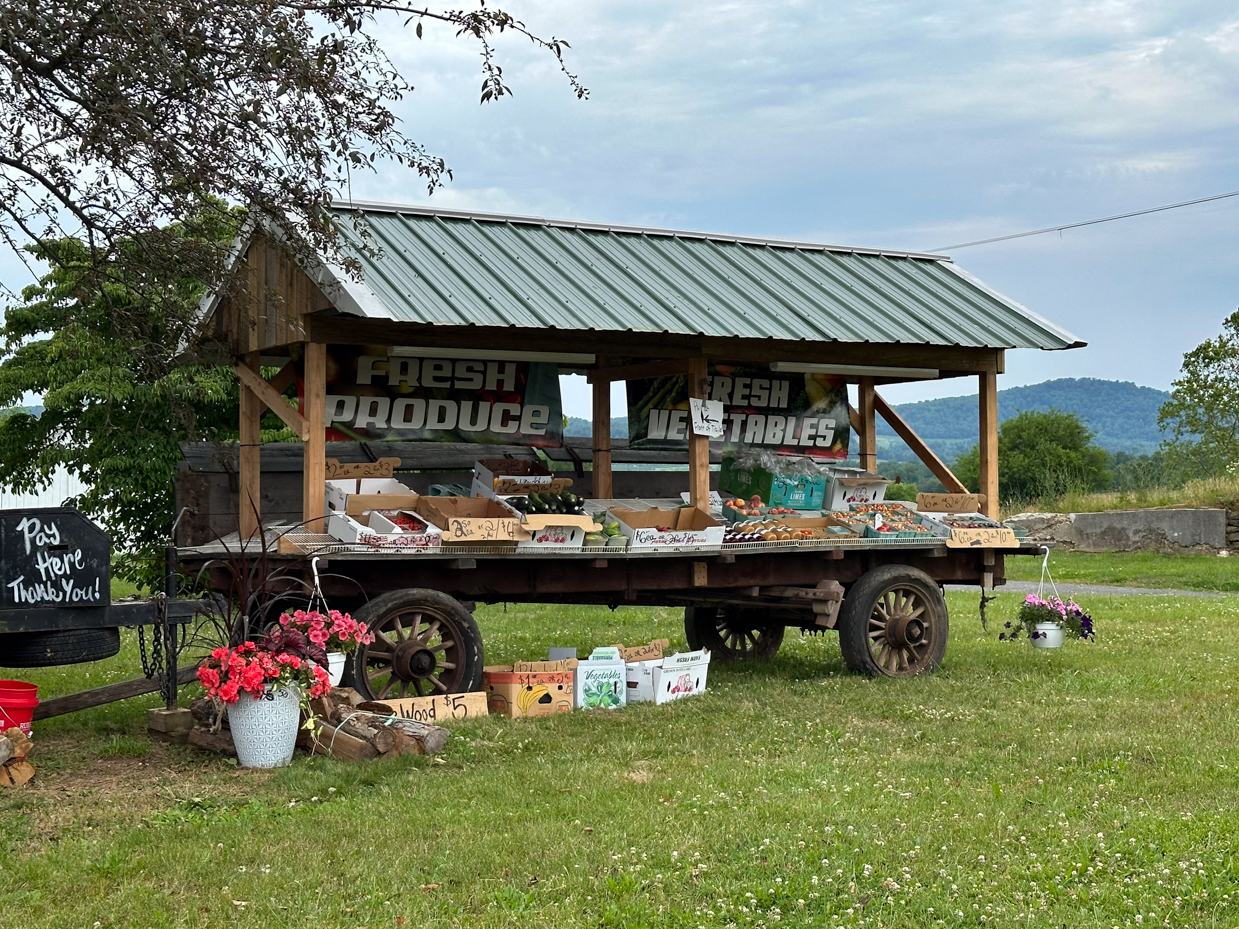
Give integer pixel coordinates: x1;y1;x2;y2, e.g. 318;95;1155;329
187;725;237;757
323;706;397;753
3;727;32;759
0;737;11;767
303;720;380;761
333;707;450;756
330;686;364;707
190;696;224;728
2;760;35;787
0;765;10;787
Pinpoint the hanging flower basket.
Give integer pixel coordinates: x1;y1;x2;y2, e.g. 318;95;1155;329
1000;548;1095;647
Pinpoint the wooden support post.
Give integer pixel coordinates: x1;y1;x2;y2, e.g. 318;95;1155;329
239;352;262;538
857;376;877;474
302;342;327;529
872;391;968;494
687;357;710;511
979;368;999;519
592;355;613;500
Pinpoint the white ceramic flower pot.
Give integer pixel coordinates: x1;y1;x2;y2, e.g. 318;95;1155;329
227;684;300;768
327;652;346;687
1031;622;1065;649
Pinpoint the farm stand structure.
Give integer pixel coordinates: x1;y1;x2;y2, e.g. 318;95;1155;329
182;204;1083;686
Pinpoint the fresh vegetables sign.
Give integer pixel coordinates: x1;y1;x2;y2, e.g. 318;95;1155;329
626;365;850;459
317;346;563;447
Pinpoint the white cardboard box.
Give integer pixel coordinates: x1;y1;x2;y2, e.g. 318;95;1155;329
326;510;443;549
825;469;891;511
574;646;627;710
325;478;420;517
626;649;711;704
607;507;725;552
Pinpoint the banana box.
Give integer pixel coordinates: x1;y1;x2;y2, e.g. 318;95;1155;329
483;659;577;717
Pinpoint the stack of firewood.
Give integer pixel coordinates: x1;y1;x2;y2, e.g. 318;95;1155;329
186;687;450;761
0;727;34;787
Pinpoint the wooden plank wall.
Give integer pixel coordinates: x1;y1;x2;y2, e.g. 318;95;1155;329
213;235;322;354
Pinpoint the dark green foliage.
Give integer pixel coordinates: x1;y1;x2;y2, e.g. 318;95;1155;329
0;215;245;587
954;409;1111;503
878;378;1170;456
876;459;945;494
1157;310;1239;480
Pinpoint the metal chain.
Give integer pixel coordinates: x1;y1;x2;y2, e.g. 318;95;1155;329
138;622;165;680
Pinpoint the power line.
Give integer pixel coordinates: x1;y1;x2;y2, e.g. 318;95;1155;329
932;188;1239;252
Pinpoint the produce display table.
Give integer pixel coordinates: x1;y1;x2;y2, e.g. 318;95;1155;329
179;497;1030;695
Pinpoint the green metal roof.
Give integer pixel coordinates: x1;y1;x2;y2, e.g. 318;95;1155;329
319;203;1083;351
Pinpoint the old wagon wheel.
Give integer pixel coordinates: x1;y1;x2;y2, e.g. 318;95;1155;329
684;605;785;661
837;565;948;677
348;589;484;700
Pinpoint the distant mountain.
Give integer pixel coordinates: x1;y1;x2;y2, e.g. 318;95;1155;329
566;380;1168;458
877;378;1170;458
565;416;629;439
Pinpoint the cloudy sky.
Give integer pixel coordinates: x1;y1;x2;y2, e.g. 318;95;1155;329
3;1;1235;417
351;0;1239;415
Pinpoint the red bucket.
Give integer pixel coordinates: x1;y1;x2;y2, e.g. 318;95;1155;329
0;679;38;736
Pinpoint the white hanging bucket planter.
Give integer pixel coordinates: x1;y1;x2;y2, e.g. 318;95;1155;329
227;685;301;768
1031;622;1065;649
327;652;346;687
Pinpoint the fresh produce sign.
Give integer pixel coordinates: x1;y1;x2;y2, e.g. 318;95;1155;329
314;346;563;447
626;365;850;459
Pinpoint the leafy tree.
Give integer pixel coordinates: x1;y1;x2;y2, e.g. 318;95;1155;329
0;211;252;587
954;409;1111;503
1158;310;1239;480
0;1;584;307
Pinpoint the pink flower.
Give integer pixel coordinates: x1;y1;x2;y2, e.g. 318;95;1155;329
218;680;241;704
197;666;220;689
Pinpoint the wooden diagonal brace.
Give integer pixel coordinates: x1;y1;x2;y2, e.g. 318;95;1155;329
872;391;967;494
235;363;309;440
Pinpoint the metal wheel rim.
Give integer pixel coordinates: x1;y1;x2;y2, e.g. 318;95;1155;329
360;606;465;699
866;584;934;675
714;612;773;659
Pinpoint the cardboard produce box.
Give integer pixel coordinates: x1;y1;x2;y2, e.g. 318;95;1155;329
416;496;530;545
626;649;711;704
917;510;1019;549
327;508;443;550
825;468;891;510
574;647;627;710
720;457;828;510
472;459;574;498
484;660;577;717
507;506;601;552
325;477;421;517
607;506;725;551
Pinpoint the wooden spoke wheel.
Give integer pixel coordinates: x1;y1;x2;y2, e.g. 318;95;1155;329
838;565;948;677
348;589;484;701
684;605;785;661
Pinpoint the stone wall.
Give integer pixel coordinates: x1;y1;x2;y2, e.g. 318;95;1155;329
1005;508;1233;554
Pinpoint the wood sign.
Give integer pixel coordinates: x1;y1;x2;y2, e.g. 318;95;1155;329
360;692;488;724
945;527;1019;549
916;493;984;514
0;508;109;610
617;639;670;662
325;457;401;480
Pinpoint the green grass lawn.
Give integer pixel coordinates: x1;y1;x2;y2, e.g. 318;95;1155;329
4;578;1239;927
1004;549;1239;592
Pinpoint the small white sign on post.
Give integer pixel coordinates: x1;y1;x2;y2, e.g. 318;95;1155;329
689;398;725;437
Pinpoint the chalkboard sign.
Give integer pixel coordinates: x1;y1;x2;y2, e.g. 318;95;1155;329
0;508;110;610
